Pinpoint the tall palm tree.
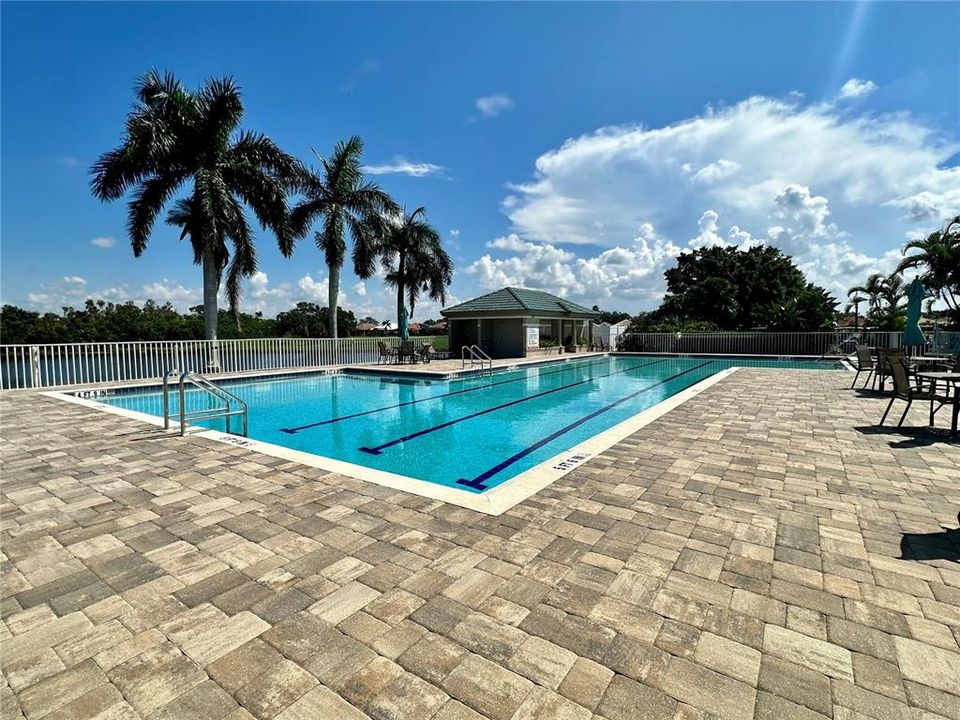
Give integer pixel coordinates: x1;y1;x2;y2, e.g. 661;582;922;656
290;137;396;339
372;207;453;328
895;214;960;318
90;70;302;352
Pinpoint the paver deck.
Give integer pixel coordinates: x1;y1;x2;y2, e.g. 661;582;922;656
2;369;958;720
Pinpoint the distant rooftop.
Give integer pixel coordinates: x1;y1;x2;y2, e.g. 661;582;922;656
441;287;599;317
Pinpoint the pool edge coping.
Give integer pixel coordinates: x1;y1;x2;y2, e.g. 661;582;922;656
44;365;740;516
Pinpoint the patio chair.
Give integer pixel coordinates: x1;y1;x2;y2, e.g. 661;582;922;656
592;338;609;352
874;347;907;391
878;355;952;427
419;343;436;364
850;344;875;389
377;341;397;365
397;341;416;364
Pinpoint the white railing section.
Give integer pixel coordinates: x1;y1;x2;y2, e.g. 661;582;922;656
0;336;448;390
615;330;960;357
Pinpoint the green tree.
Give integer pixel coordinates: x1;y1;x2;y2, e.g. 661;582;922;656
658;245;837;331
290;137;396;339
591;305;632;325
274;302;358;338
895;214;960;327
371;207;453;328
90;70;302;352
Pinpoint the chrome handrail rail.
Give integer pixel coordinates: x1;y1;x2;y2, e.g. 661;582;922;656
460;345;492;375
163;369;248;437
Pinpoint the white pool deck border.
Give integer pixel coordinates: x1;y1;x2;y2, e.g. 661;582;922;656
46;361;741;515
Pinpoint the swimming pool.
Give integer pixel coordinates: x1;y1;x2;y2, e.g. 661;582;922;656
94;355;841;503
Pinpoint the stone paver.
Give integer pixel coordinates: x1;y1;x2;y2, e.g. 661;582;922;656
2;369;958;719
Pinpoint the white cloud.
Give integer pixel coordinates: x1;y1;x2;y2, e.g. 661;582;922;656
687;159;741;184
141;280;201;304
838;77;878;100
688;210;728;249
90;236;116;249
475;95;514;118
362;157;444;177
466;226;681;303
353;281;367;297
55;156;80;169
489;92;959;304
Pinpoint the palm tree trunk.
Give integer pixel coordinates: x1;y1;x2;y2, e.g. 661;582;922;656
202;246;220;369
396;252;406;332
328;264;340;340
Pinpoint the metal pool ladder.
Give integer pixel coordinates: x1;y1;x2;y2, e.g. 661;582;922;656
162;369;249;437
461;345;492;376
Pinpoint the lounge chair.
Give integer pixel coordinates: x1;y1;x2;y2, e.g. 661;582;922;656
878;354;952;427
419;343;436;364
850;344;875;389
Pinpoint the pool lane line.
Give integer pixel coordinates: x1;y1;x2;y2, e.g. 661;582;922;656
455;360;715;491
357;358;674;456
278;356;637;434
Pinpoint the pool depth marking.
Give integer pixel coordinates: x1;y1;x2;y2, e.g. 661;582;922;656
277;356;615;434
358;359;671;456
455;361;715;491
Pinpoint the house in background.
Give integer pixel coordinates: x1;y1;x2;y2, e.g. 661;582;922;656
440;287;599;358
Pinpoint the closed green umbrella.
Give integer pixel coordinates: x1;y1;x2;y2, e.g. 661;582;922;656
902;277;927;347
399;305;410;342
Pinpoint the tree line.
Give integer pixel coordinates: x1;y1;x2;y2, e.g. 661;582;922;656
0;300;414;345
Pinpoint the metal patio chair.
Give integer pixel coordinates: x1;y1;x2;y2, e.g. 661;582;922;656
850;344;875;389
378;341;398;365
878;355;951;428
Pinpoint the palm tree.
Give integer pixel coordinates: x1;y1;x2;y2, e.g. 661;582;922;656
372;207;453;328
895;215;960;319
91;71;302;354
847;273;886;320
845;292;867;329
289;137;396;339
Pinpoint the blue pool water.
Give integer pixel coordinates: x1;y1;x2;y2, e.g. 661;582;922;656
99;356;842;493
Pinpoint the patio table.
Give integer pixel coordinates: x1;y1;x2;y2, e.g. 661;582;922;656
916;371;960;435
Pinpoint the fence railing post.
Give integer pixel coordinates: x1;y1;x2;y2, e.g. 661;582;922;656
29;345;41;388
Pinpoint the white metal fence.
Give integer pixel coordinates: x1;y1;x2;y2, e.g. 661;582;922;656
0;336;448;390
616;330;960;357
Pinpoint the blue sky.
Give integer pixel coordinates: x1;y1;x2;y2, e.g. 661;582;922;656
2;2;958;321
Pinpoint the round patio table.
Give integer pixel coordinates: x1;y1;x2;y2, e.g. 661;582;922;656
916;371;960;435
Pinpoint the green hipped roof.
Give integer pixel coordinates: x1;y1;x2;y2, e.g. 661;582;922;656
441;287;599;317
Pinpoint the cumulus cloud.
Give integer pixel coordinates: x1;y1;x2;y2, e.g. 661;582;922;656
489;92;959;304
838;77;878;100
466;226;681;302
475;95;514;118
141;280;201;304
362;157;444;177
90;236;115;249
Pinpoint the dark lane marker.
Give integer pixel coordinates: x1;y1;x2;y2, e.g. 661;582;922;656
455;361;714;491
278;356;615;434
358;359;671;455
